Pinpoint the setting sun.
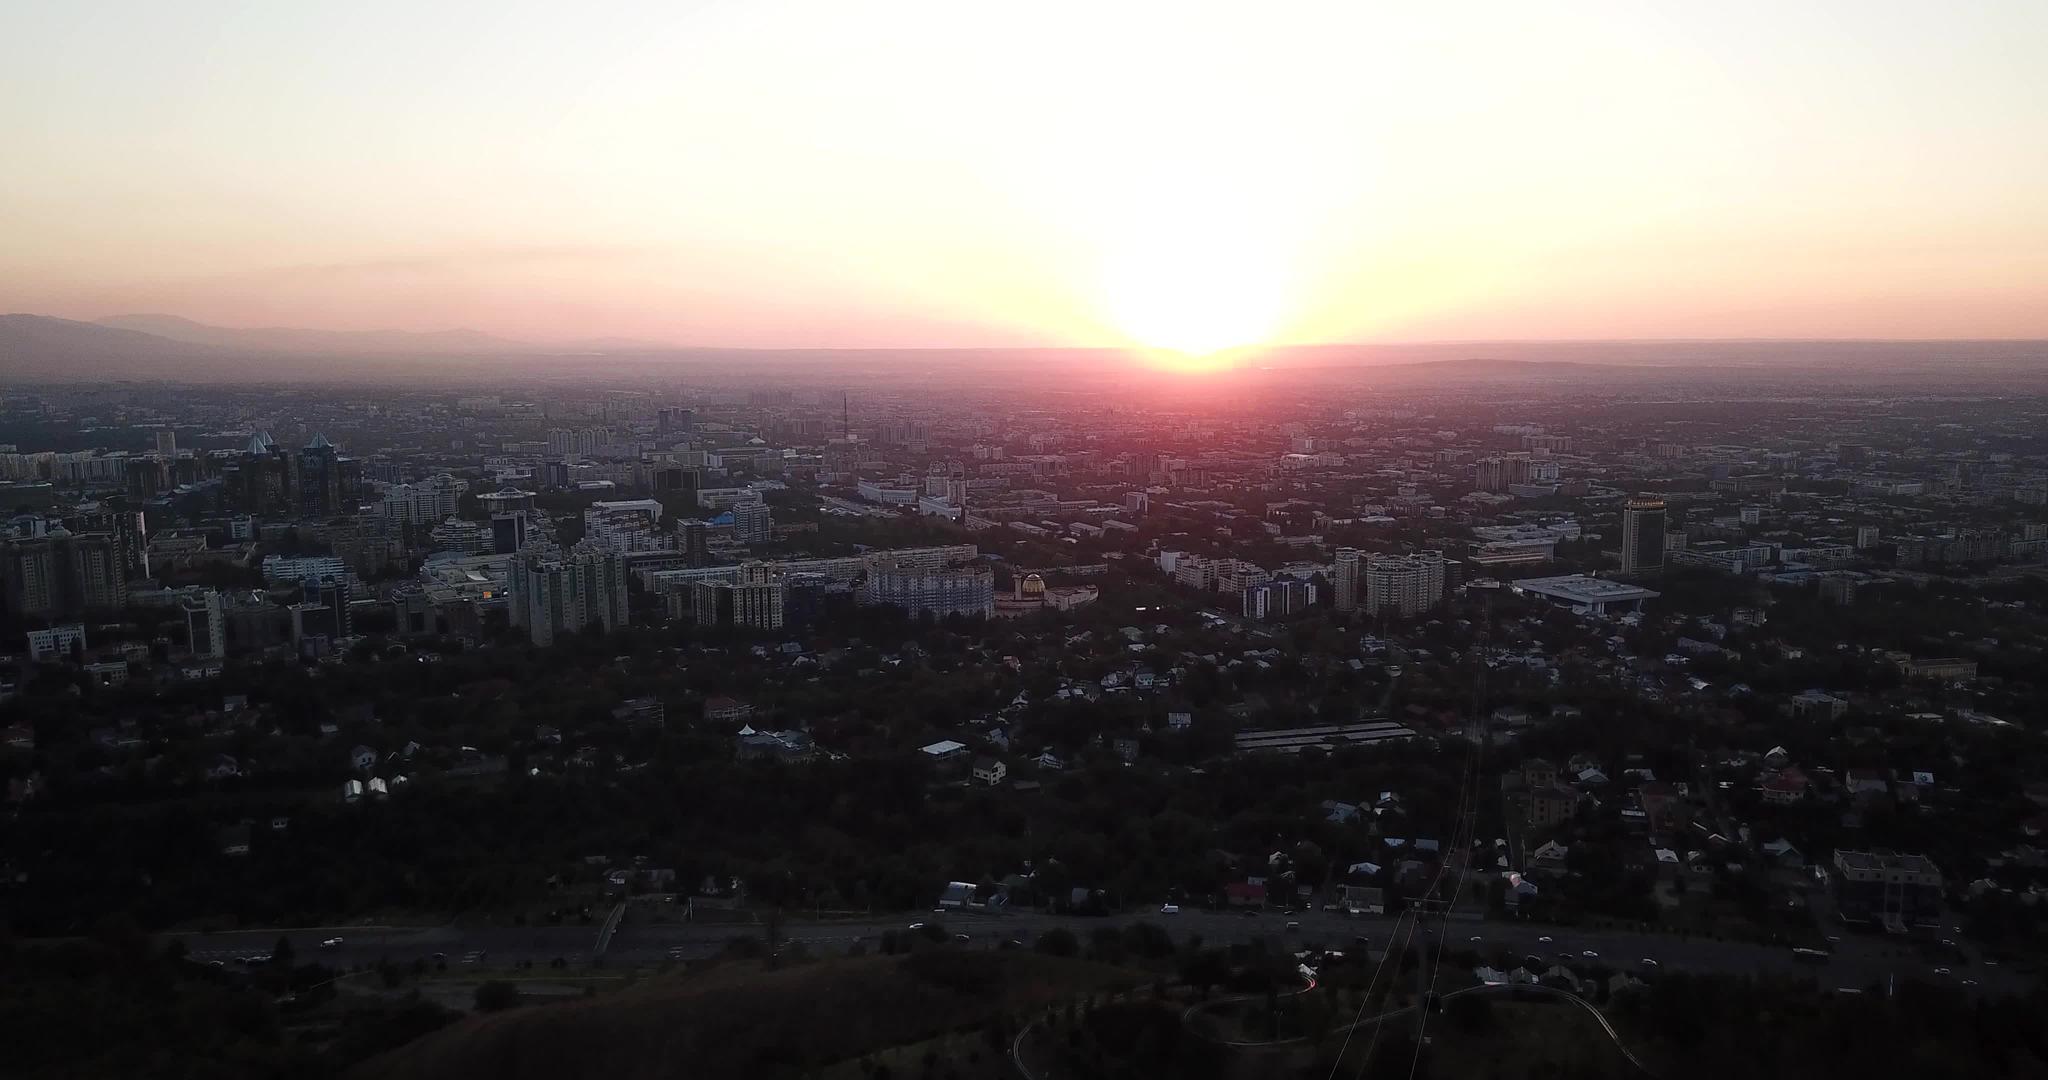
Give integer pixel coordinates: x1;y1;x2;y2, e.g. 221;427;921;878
1098;188;1294;363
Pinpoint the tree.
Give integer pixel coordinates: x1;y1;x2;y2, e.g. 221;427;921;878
1036;928;1080;957
473;980;521;1012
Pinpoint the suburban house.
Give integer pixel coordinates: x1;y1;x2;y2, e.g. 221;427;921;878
349;744;377;771
972;757;1007;786
1528;839;1571;877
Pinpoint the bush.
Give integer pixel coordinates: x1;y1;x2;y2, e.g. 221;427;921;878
474;980;522;1012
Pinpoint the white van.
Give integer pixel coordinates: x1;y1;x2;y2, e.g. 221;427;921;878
1159;903;1181;914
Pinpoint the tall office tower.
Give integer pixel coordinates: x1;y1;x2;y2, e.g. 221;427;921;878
509;546;628;647
732;499;772;544
1363;551;1446;618
296;435;341;518
678;520;710;568
491;511;530;555
1620;498;1668;573
155;429;177;457
652;464;700;509
1333;547;1362;612
182;588;226;659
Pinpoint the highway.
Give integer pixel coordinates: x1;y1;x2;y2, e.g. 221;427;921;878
159;904;2023;996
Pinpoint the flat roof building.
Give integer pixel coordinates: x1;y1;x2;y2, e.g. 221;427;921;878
1509;574;1660;615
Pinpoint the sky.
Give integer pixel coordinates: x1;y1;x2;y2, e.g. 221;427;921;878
2;1;2046;352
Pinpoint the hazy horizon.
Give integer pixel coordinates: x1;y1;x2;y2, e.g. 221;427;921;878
5;1;2047;355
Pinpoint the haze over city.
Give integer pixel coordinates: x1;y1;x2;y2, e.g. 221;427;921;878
6;5;2048;1080
5;1;2048;356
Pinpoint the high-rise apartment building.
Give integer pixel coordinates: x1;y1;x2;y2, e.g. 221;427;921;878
379;474;468;524
1243;578;1318;620
1333;547;1361;612
155;429;177;458
861;559;994;619
584;499;670;554
1474;454;1533;493
509;546;628;647
1;529;129;619
1363;551;1445;618
731;500;772;544
182;588;225;659
1620;498;1667;573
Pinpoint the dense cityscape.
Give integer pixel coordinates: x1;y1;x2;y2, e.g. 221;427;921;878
2;350;2047;1076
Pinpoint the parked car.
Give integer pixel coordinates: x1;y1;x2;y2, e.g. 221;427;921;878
319;937;343;949
1160;903;1181;914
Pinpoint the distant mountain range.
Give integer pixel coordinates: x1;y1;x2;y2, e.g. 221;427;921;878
0;313;685;379
3;310;2045;384
94;313;529;354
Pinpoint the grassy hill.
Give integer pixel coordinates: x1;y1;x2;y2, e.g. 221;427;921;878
354;950;1142;1080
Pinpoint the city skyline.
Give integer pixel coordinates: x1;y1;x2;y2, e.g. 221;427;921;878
6;1;2047;356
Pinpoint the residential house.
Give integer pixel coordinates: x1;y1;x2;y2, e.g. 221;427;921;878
1528;839;1572;878
1223;881;1267;908
349;744;377;771
704;696;755;724
971;757;1008;786
1761;767;1809;805
1844;768;1892;800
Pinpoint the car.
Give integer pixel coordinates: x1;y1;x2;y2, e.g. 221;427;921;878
908;922;926;930
209;960;226;969
1933;967;1951;976
1581;950;1599;959
1961;979;1978;987
1469;935;1482;942
320;937;343;949
1538;936;1553;944
954;933;972;943
1826;935;1841;943
1160;903;1181;915
1286;921;1301;932
432;952;447;962
1639;958;1659;968
1940;938;1956;948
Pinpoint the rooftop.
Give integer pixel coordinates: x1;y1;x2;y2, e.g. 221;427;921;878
1511;575;1661;604
1836;849;1940;875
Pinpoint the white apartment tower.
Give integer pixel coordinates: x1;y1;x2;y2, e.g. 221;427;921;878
1364;551;1446;618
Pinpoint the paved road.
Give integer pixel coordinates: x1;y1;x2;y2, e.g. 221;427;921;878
159;905;2021;995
